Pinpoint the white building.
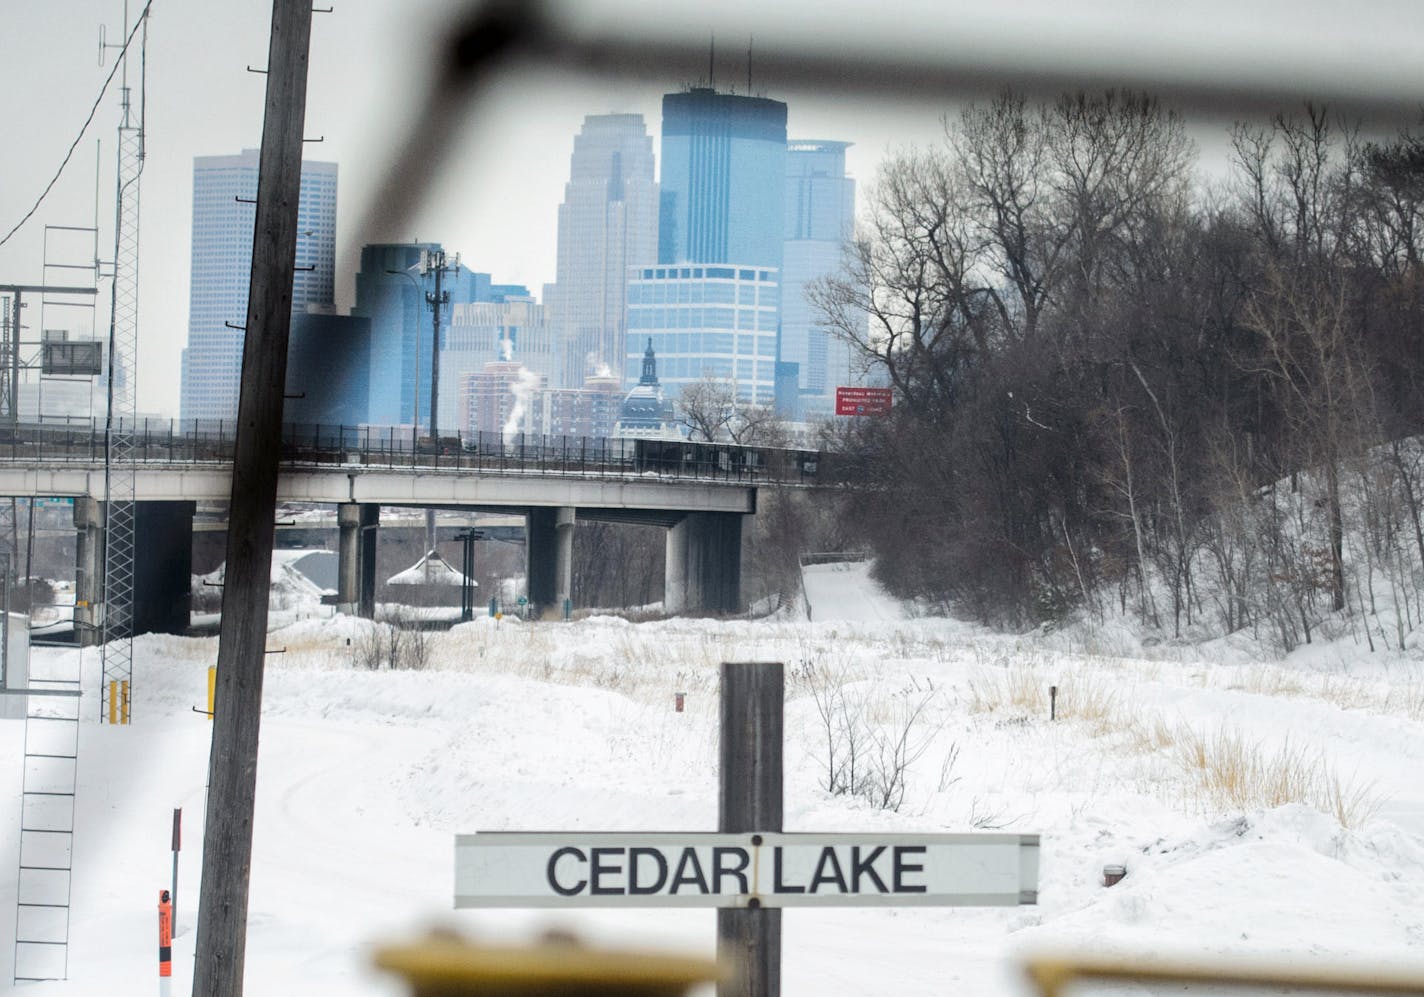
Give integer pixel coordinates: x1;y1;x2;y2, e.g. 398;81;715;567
624;265;780;406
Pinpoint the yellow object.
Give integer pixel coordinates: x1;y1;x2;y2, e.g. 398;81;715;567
207;666;216;720
1024;953;1424;997
106;680;131;725
374;936;722;997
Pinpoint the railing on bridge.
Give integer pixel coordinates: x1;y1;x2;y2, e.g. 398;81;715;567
0;420;828;486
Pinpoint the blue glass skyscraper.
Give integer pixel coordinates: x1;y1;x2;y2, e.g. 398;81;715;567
657;89;787;270
637;89;787;408
783;140;857;417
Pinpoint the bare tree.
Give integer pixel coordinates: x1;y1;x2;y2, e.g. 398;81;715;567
675;375;787;445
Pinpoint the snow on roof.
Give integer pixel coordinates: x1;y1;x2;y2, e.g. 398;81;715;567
387;549;476;587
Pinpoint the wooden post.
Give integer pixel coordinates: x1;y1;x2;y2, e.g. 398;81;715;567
171;808;181;930
191;1;313;994
718;661;783;997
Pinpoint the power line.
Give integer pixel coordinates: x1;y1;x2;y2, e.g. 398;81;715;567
0;0;155;253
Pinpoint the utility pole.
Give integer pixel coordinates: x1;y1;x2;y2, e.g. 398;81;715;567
421;248;455;441
191;1;313;994
420;249;454;559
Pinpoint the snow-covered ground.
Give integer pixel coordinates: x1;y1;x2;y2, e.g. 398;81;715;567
5;561;1424;994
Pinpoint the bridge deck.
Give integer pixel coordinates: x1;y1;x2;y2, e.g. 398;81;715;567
0;461;757;514
0;423;835;514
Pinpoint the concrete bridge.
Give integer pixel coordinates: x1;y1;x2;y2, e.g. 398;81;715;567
0;422;821;634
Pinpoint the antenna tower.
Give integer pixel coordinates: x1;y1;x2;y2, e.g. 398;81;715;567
100;1;147;724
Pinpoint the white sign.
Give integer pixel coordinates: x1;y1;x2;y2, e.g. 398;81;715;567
455;832;1038;908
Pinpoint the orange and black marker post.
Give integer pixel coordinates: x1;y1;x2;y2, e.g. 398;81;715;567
158;889;173;993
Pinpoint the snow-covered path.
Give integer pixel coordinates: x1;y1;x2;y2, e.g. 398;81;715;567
801;560;909;623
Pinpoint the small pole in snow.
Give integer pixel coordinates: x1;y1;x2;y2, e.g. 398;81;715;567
1049;685;1058;721
158;889;173;996
171;809;181;930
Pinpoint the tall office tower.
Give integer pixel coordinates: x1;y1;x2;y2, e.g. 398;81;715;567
179;149;337;422
657;89;787;270
546;114;658;388
783;140;857;419
635;89;788;411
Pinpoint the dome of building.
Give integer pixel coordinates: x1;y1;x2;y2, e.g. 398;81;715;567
616;339;677;436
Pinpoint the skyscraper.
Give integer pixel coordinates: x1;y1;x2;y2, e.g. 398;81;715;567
633;89;788;408
657;89;787;270
178;149;337;422
547;114;658;387
783;140;857;417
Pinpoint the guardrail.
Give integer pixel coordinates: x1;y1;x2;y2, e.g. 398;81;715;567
0;420;828;487
798;550;871;567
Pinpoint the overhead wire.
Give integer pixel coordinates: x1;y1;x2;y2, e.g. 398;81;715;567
0;0;155;252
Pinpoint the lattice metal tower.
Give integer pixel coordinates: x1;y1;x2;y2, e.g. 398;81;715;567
100;6;146;724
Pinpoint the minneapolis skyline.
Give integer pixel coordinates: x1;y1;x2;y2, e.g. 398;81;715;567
3;0;1422;418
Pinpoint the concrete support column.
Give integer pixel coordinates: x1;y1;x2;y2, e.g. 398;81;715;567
134;501;195;635
665;512;744;615
337;502;379;618
73;497;103;647
664;519;688;614
525;507;558;616
554;507;575;614
359;504;378;619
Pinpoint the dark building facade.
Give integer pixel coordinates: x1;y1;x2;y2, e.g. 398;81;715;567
285;312;373;426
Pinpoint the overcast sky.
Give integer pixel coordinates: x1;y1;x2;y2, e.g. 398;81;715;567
5;0;1424;418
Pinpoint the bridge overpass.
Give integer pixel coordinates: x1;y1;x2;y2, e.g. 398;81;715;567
0;422;814;633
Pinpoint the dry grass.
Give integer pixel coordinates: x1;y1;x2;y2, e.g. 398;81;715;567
1314;674;1378;712
1229;666;1305;698
1217;666;1422;724
1121;713;1179;754
257;617;1397;830
1054;675;1119;735
1384;677;1424;721
966;667;1127;739
966;668;1049;716
1172;724;1380;828
957;656;1391;830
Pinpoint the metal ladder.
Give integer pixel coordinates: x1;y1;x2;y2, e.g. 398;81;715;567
11;668;81;983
